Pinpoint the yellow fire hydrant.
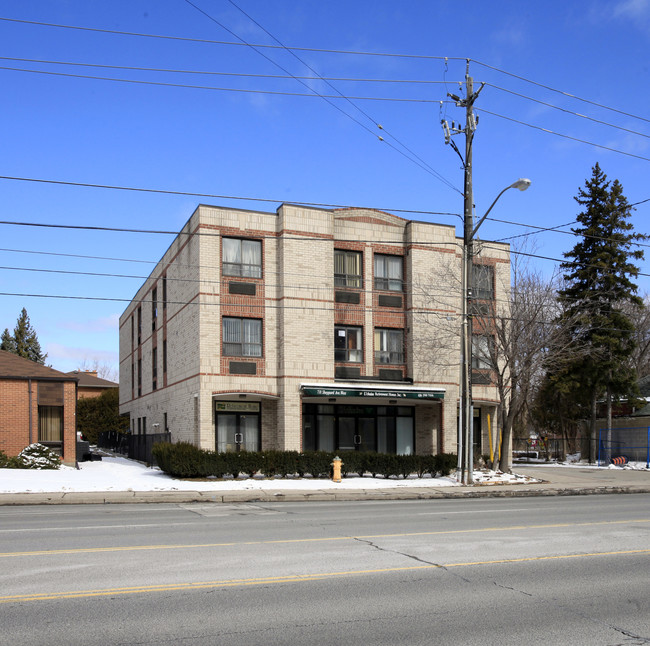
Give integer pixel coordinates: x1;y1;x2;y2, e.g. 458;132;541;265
331;456;342;483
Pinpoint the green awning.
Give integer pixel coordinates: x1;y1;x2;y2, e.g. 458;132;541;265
301;386;444;400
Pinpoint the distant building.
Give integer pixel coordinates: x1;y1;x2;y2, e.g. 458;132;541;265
0;350;77;464
119;204;510;456
66;370;118;399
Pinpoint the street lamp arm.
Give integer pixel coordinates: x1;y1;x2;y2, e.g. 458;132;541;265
471;178;531;239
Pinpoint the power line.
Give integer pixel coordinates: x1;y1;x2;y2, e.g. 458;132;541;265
0;65;445;103
478;107;650;163
0;55;452;84
471;59;650;126
485;82;650;141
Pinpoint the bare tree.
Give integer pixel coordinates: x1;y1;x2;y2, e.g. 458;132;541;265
76;358;118;383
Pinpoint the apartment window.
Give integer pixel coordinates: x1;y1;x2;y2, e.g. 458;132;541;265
472;335;494;370
137;358;142;397
163;339;167;374
334;250;362;288
223;317;262;357
222;238;262;278
374;254;403;292
473;264;494;301
162;276;167;310
152;287;157;331
131;316;134;351
335;326;363;363
374;328;404;364
137;306;142;345
152;347;158;391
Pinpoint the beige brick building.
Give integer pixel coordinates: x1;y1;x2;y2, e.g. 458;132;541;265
119;204;510;457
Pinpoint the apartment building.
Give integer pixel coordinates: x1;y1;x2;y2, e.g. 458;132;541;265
119;203;510;457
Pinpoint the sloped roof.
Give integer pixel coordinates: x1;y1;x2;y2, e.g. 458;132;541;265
0;350;77;381
66;370;117;388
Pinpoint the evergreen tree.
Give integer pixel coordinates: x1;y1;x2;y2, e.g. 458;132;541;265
557;163;645;462
0;328;16;353
2;308;47;364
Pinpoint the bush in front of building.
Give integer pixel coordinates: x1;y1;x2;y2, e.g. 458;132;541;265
5;443;62;470
152;443;459;480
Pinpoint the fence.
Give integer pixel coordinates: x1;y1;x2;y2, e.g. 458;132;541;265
98;431;171;465
513;437;563;462
597;426;650;467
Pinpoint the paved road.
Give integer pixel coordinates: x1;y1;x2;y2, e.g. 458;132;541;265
1;495;649;645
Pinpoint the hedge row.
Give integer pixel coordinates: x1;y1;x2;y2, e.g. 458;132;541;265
151;442;457;480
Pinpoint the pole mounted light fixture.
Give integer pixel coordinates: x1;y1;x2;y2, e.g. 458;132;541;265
472;178;532;239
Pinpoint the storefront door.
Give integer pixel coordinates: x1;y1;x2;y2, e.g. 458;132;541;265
215;402;260;452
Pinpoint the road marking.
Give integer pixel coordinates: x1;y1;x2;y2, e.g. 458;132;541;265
418;508;535;515
2;548;649;604
1;518;648;558
0;522;203;534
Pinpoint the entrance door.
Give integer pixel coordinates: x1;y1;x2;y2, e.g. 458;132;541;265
358;417;376;452
216;412;260;452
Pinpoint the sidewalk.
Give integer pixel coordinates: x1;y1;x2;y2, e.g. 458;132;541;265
0;464;648;505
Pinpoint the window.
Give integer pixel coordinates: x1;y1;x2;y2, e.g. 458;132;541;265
137;306;142;345
152;287;157;331
38;406;63;444
472;335;494;370
137;358;142;397
374;254;403;291
163;339;167;375
335;326;363;362
152;347;158;391
222;238;262;278
473;264;494;301
374;328;404;364
334;250;362;288
162;276;167;310
223;317;263;357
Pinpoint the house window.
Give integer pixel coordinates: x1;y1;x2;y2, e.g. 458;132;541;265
152;347;157;391
223;317;263;357
222;238;262;278
374;328;404;364
152;287;157;331
473;264;494;301
335;326;363;363
374;254;403;291
38;406;63;444
472;335;494;370
334;250;362;288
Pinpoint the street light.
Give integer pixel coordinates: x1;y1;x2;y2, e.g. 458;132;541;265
459;178;531;485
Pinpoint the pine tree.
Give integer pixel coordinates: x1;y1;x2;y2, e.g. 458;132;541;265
557;163;645;462
2;308;47;364
0;328;16;353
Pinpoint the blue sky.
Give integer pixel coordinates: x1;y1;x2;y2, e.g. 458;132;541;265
2;0;650;376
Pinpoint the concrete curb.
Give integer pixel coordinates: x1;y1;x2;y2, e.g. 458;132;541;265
1;483;650;505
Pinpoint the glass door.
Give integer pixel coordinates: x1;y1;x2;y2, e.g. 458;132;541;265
358;418;376;452
216;410;260;452
338;417;356;450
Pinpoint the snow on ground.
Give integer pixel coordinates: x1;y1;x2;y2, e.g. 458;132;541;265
0;456;536;494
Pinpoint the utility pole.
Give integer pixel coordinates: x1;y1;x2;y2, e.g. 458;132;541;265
443;65;483;485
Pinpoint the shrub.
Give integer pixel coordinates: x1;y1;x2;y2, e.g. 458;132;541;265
0;449;8;468
434;453;457;477
299;451;333;478
15;443;61;470
151;441;206;478
397;454;417;479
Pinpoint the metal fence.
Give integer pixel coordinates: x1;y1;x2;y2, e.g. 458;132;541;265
98;431;171;465
597;426;650;467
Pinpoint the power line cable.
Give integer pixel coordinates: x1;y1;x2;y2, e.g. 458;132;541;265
477;107;650;163
0;175;461;218
182;0;460;194
0;55;453;84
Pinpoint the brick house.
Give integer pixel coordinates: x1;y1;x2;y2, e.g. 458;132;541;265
66;370;118;399
0;350;77;465
119;204;510;457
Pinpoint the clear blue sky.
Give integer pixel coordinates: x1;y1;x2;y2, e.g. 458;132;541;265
2;0;650;376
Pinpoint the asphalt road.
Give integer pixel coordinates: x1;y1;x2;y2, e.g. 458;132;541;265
1;495;649;645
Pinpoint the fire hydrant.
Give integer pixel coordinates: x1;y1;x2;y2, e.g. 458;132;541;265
331;456;342;483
